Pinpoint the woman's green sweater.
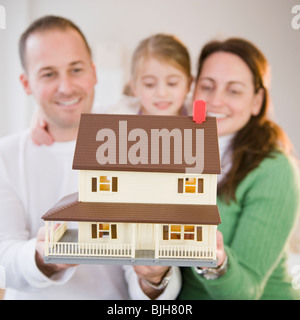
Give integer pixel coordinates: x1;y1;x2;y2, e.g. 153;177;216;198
178;152;300;300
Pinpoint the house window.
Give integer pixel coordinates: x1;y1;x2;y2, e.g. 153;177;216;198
170;225;181;240
91;223;117;239
100;176;111;191
184;225;195;240
91;176;118;192
178;178;204;194
162;225;202;241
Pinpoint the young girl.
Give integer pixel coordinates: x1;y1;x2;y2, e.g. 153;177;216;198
178;38;300;300
31;33;193;145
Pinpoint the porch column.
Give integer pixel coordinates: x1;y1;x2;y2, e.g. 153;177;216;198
131;224;136;258
212;225;217;260
45;221;49;256
154;224;160;259
50;222;54;244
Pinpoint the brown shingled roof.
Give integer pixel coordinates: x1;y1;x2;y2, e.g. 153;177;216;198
72;114;221;174
42;193;221;225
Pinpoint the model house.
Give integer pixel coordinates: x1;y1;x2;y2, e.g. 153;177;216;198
42;106;221;267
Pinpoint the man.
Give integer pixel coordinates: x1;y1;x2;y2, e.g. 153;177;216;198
0;15;180;299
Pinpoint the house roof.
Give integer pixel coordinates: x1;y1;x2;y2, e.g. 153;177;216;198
42;193;221;225
72;113;221;174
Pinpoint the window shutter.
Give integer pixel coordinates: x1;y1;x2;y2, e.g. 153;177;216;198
198;179;204;193
112;177;118;192
197;226;202;241
91;224;97;238
92;177;97;192
111;224;117;239
178;179;183;193
163;225;169;240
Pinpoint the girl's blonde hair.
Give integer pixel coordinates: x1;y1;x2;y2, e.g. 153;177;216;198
131;34;191;80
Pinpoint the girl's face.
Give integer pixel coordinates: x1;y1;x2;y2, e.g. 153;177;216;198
193;52;264;137
131;57;191;116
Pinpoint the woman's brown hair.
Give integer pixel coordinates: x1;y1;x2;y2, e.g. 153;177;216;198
196;38;293;202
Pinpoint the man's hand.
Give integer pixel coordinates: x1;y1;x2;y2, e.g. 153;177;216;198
35;225;77;278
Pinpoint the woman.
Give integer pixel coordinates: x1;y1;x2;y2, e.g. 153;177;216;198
178;38;300;300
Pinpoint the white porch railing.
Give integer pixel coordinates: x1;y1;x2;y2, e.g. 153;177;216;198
157;245;215;260
46;242;133;258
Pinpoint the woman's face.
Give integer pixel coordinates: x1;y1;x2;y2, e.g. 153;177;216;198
193;52;263;137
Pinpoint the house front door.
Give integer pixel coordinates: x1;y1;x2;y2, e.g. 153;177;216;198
136;223;155;250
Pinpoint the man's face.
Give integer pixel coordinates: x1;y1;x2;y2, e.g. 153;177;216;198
20;28;97;139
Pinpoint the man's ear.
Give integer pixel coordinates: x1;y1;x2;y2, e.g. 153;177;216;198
19;73;32;95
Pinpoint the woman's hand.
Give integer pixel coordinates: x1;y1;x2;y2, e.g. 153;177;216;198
216;230;227;267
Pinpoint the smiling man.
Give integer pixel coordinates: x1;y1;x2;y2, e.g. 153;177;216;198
0;16;180;300
19;21;97;142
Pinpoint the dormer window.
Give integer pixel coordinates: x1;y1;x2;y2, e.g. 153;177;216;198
91;176;118;193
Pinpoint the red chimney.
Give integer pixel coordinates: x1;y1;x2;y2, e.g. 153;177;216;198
193;100;206;124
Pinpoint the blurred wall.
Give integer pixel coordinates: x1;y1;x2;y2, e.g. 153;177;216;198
0;0;299;155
